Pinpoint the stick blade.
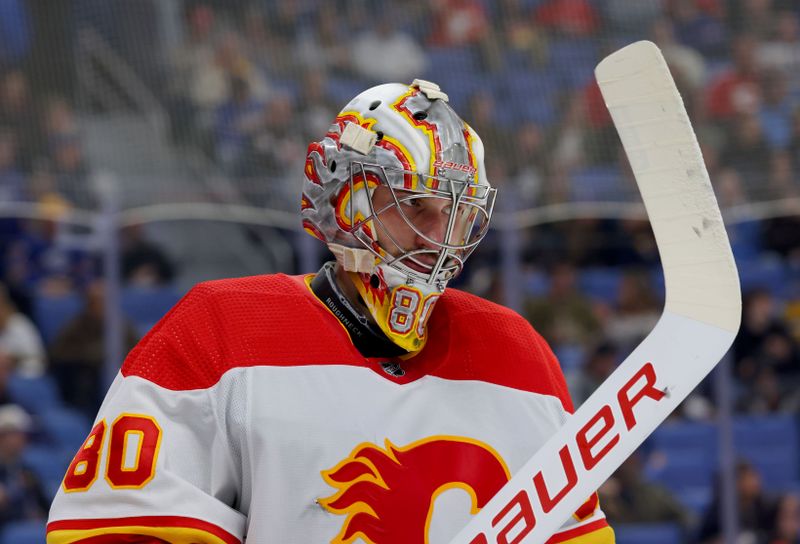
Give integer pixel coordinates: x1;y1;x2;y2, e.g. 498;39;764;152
596;40;741;332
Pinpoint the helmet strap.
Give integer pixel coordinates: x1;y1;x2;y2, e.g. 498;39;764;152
328;243;376;274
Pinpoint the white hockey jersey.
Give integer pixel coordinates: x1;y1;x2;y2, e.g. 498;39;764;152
47;274;614;543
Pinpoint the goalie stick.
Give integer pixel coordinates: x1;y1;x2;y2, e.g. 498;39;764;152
450;41;741;544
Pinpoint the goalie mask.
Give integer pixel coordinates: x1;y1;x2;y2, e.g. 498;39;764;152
301;80;496;352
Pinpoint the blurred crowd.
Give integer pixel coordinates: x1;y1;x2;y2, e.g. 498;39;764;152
0;0;795;541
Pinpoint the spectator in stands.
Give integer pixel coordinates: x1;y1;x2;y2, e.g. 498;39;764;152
667;0;729;59
761;158;800;261
427;0;490;47
551;92;588;174
599;449;694;535
49;280;138;416
568;341;618;407
758;69;795;151
720;112;771;191
524;262;602;349
582;81;618;164
0;129;24;203
50;131;96;210
0;283;44;378
651;17;708;94
244;92;306;200
768;493;800;544
604;270;661;352
757;10;800;94
789;107;800;173
41;95;78;146
120;225;175;287
295;70;339;143
0;350;15;407
261;0;304;48
714;167;748;209
0;70;40;170
728;0;778;41
767;151;797;200
3;218;82;296
466;90;514;170
0;404;48;529
350;9;427;83
734;288;799;385
491;0;549;70
696;460;778;544
0;0;31;68
737;366;800;414
167;2;218;143
241;7;291;80
705;33;762;122
604;0;663;37
508;121;547;207
190;32;270;121
294;5;354;75
213;75;265;173
533;0;600;38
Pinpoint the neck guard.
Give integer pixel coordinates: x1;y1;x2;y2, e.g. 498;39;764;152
310;262;408;358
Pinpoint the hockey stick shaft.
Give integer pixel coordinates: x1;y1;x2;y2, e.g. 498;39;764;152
450;41;741;544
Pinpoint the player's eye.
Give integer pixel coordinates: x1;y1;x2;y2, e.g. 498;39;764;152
400;197;423;210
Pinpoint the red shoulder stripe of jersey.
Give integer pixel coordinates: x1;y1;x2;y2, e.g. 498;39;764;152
121;274;364;390
121;275;573;412
546;518;613;543
46;515;240;544
431;289;575;413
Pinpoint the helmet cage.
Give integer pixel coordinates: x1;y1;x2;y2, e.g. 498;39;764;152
346;160;496;286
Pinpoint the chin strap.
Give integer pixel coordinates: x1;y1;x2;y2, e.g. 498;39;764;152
310;262;408;359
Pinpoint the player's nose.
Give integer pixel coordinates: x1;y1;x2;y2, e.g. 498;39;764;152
413;202;450;247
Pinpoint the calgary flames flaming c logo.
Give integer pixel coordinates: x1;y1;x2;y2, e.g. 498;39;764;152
319;436;510;544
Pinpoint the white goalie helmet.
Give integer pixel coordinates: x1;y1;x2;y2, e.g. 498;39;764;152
301;80;496;352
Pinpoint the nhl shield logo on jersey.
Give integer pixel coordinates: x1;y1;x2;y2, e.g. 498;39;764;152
319;436;510;543
379;361;405;377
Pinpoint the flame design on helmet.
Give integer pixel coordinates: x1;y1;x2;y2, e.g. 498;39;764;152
319;437;511;544
356;268;389;307
300;82;491;259
391;89;443;180
300;81;495;352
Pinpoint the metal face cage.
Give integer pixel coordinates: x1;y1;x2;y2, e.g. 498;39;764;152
345;161;496;286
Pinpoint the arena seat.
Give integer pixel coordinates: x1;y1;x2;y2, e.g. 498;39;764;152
38;407;92;452
675;486;713;517
21;445;71;500
0;520;47;544
648;450;717;495
8;374;62;415
121;285;183;336
569;166;626;202
733;415;799;490
425;46;480;76
502;70;562;126
737;258;789;298
614;522;683;544
648;421;718;453
32;290;82;345
325;76;369;106
549;38;600;88
578;267;622;304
